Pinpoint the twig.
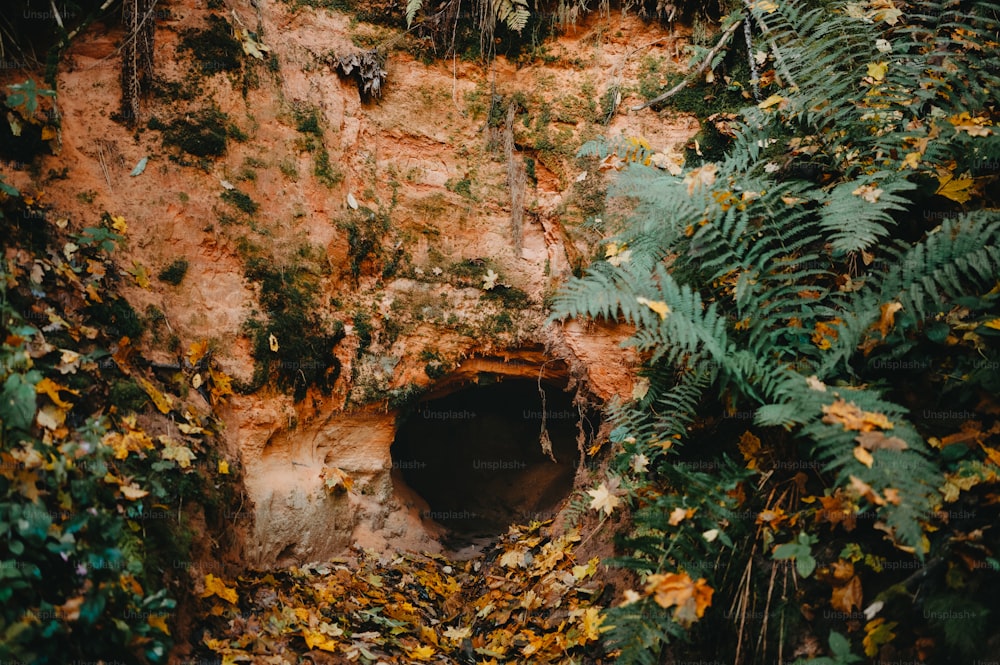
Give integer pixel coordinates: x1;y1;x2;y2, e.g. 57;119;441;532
631;18;743;111
97;142;113;192
49;0;65;31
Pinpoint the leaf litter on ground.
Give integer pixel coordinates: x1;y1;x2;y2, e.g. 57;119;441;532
195;521;610;663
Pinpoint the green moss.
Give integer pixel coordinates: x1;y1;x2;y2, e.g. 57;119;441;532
295;107;323;136
314;148;343;187
445;176;474;199
242;245;345;401
336;208;389;281
159;107;229;158
352;310;373;356
482;285;531;309
109;380;149;414
221;188;259;215
157;259;189;286
178;14;243;75
86;296;144;340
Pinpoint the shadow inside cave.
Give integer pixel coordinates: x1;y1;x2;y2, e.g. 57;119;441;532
391;377;595;546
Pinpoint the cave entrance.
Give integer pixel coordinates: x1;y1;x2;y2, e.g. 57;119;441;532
391;377;591;544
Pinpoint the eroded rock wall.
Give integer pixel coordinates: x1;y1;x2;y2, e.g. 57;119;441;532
10;0;698;565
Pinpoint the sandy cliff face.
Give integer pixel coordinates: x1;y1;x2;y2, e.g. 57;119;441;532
11;0;698;565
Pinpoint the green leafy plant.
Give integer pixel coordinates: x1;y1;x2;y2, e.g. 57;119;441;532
553;1;1000;662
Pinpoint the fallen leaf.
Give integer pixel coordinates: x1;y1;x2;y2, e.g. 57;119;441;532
668;507;689;526
136;376;173;414
855;431;908;451
831;573;863;613
644;572;713;626
875;302;903;338
189;339;209;366
683;163;717;195
161;436;196;468
587;482;621;515
35;377;77;408
120;483;150;500
636;296;670;320
935;169;975;203
866;61;888;81
201;574;238;604
269;333;279;352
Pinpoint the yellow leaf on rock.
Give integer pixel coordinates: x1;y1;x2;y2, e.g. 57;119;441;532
111;215;128;235
136;377;173;414
269;333;279;352
189;340;209;366
130;261;150;288
218;460;230;475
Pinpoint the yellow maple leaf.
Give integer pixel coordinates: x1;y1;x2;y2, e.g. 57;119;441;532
935;169;975;203
201;574;238;604
866;61;888;81
983;318;1000;330
875;301;903;338
822;399;894;432
302;629;339;652
636;296;670;320
208;366;234;405
902;151;921;169
405;644;435;661
110;215;128;235
587;482;621;515
189;339;209;366
218;460;230;475
130;261;150;288
578;606;606;642
644;572;714;626
738;431;762;469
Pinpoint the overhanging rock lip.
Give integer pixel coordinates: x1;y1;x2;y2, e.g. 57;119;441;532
419;345;573;401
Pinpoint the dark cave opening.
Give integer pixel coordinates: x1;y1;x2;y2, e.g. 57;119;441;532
391;377;594;542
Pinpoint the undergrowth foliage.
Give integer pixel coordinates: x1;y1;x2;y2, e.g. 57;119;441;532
1;179;236;661
554;0;1000;662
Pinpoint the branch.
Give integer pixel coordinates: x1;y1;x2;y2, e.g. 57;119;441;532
631;18;743;111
